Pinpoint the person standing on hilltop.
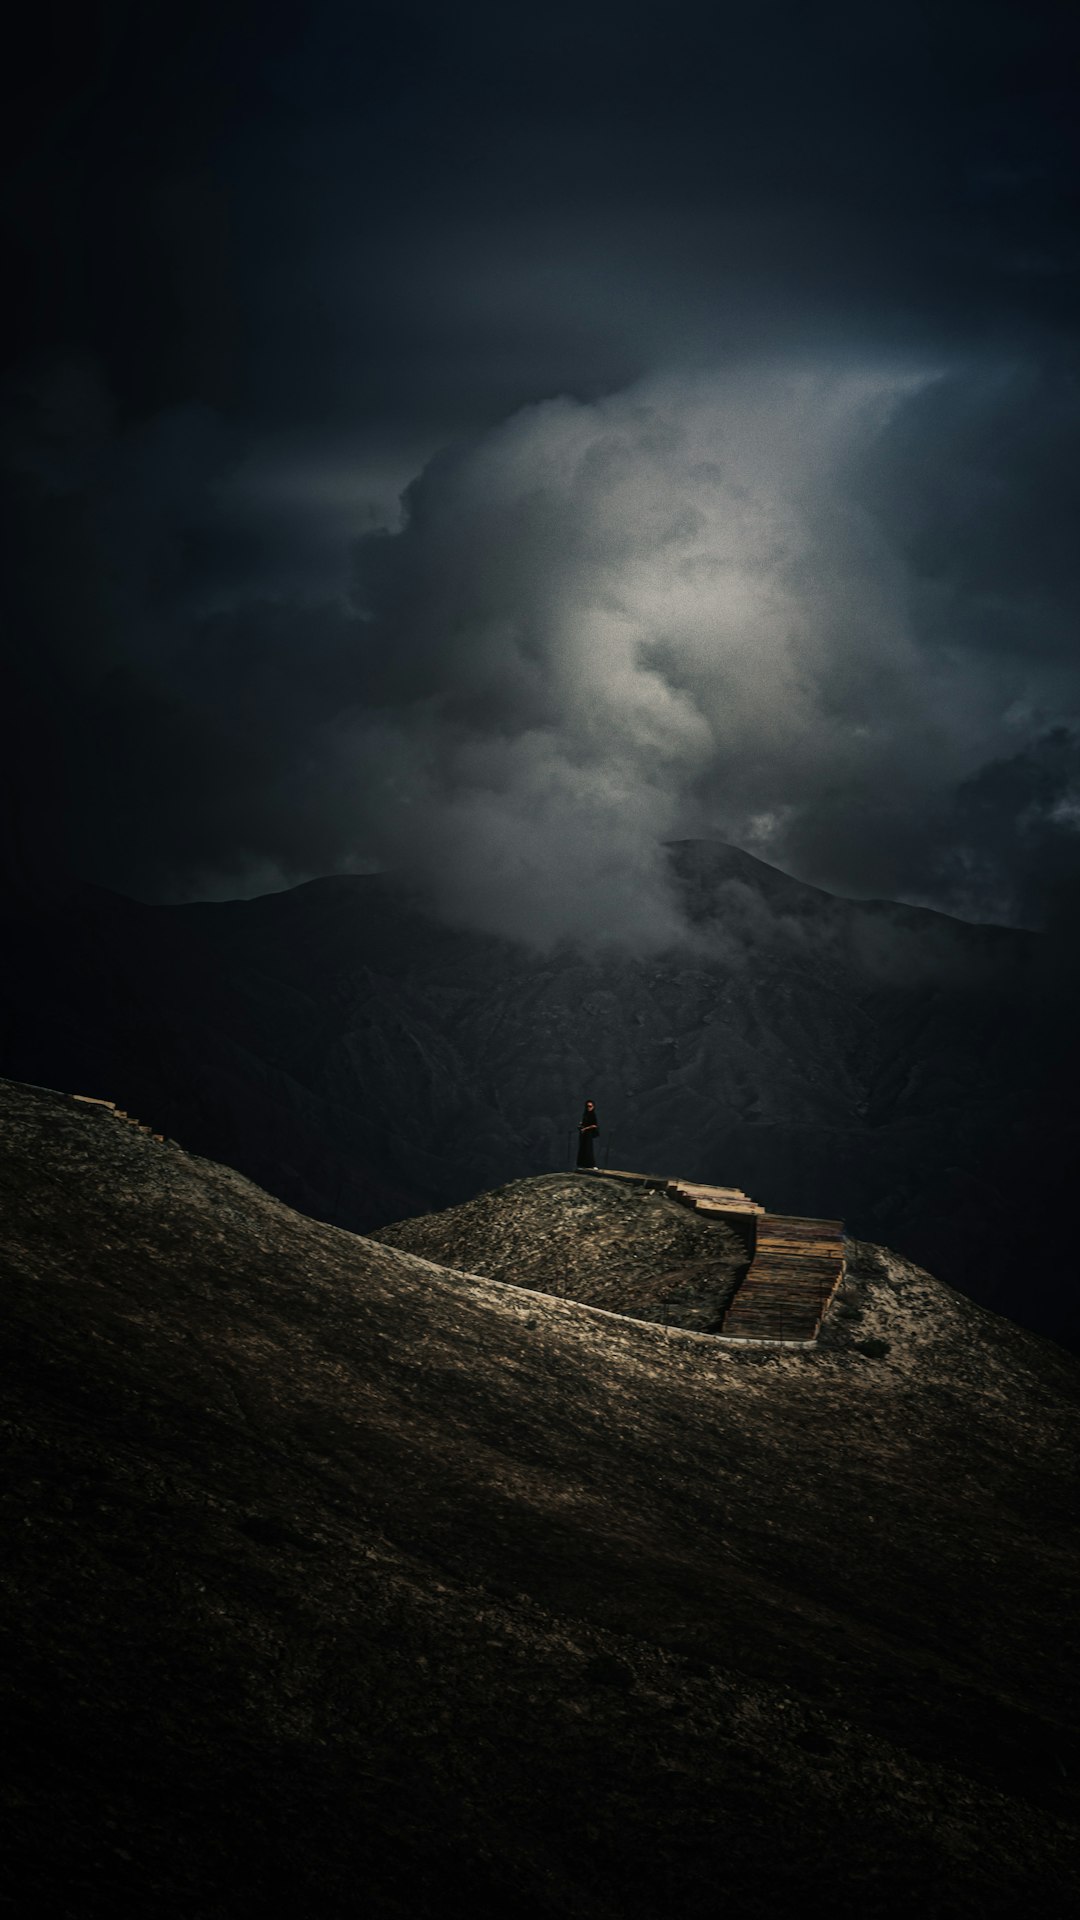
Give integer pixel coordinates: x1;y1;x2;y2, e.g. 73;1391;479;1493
577;1100;600;1170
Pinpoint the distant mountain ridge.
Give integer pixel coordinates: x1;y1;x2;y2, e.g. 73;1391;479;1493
1;839;1076;1343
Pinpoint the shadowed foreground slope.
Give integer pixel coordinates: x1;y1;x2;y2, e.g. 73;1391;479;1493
2;1079;1078;1917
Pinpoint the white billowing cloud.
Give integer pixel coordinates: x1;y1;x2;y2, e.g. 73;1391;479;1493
346;360;989;944
10;348;1079;930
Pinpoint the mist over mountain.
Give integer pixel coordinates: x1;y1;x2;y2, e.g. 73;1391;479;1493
3;839;1076;1346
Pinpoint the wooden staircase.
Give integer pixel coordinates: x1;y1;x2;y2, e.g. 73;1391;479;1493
720;1213;846;1345
588;1167;845;1345
665;1180;765;1230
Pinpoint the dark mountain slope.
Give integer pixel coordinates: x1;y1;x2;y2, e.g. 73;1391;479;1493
2;840;1076;1341
2;1077;1078;1917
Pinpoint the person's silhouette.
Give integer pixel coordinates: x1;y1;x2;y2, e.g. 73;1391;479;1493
577;1099;599;1169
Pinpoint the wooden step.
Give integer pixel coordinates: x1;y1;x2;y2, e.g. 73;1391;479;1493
721;1211;845;1344
666;1180;766;1218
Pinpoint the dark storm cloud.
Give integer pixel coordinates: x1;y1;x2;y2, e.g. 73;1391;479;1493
339;360;1080;941
2;2;1079;938
773;354;1080;917
0;357;374;898
942;729;1080;931
10;3;1078;428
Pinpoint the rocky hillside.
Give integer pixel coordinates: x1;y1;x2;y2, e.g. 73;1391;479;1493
2;1076;1078;1917
2;839;1077;1344
373;1171;751;1331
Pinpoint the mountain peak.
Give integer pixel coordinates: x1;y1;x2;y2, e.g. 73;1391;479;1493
663;836;839;911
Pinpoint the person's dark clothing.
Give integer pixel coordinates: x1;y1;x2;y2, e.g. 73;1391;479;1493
577;1103;599;1169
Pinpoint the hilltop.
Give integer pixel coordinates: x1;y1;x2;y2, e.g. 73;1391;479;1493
373;1171;751;1330
2;1076;1078;1917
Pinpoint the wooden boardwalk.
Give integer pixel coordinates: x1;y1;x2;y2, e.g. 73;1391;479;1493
609;1172;844;1345
719;1213;846;1345
665;1178;765;1226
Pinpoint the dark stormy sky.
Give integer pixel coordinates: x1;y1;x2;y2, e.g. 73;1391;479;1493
3;0;1079;945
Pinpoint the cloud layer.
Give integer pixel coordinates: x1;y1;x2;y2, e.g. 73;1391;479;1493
2;3;1079;943
5;349;1079;945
